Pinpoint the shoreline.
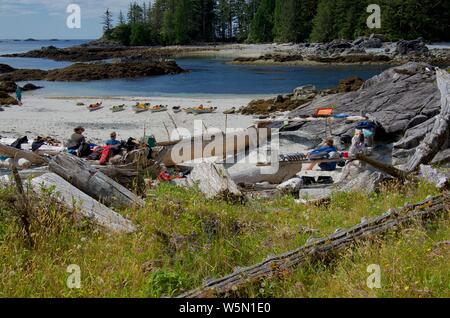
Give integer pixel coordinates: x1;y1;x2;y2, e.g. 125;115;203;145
0;95;257;144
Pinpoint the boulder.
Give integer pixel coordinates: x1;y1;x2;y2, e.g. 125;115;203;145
396;38;429;55
431;148;450;167
0;91;18;105
0;64;15;74
332;76;364;93
0;80;17;93
22;83;43;91
293;85;318;100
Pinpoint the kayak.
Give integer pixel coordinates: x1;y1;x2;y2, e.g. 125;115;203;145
134;103;151;113
173;106;182;113
150;105;168;113
111;104;126;113
191;107;217;115
184;108;194;114
88;102;103;112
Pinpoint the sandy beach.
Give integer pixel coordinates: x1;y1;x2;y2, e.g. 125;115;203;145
0;95;259;144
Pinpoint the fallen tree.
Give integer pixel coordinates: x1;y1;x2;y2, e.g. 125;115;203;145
31;173;136;233
0;143;48;166
48;153;144;208
179;193;448;298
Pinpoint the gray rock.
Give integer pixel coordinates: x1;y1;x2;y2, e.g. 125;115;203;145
396;38;429;55
287;62;441;164
431;148;450;167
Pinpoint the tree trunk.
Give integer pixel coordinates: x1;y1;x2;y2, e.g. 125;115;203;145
32;173;136;233
404;69;450;172
48;153;144;208
356;154;409;180
0;143;48;166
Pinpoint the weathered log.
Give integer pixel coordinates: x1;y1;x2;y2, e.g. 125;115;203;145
187;162;243;201
160;127;270;167
228;161;303;185
31;173;136;233
48;153;144;208
0;143;48;166
404;69;450;172
179;194;448;298
356;154;409;180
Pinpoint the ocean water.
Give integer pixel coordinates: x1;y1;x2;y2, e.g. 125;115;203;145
2;40;390;97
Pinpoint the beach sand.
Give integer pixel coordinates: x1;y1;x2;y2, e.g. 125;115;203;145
0;95;259;144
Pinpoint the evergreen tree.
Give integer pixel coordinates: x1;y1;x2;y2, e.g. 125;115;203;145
102;8;114;33
118;10;125;25
248;0;276;43
309;0;336;42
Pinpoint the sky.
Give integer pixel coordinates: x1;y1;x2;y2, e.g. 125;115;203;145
0;0;135;39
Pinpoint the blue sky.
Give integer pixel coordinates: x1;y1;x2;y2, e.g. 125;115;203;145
0;1;134;39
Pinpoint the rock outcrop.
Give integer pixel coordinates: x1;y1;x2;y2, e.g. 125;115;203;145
287;62;445;165
396;38;429;55
0;60;185;82
0;64;15;74
0;91;18;105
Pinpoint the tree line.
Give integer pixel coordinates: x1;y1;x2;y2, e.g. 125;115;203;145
102;0;450;46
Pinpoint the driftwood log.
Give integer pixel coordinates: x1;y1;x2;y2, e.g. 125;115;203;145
179;193;448;298
355;154;409;180
404;69;450;172
49;153;144;208
0;143;48;166
31;173;136;233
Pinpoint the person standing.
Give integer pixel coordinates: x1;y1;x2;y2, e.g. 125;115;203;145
15;86;23;106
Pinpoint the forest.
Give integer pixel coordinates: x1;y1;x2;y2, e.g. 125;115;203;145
102;0;450;46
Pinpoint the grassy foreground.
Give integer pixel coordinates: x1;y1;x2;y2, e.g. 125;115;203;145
0;180;448;298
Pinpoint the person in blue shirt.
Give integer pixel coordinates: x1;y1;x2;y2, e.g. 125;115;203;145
306;138;338;171
105;132;121;146
15;86;23;106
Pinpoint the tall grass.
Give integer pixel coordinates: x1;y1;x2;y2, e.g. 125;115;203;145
0;180;447;298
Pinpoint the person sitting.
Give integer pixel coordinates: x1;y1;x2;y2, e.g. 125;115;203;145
349;130;366;158
67;126;86;154
106;132;121;146
306;138;338;171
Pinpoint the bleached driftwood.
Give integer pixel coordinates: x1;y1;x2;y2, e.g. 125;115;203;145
0;143;48;166
49;153;144;208
229;161;303;185
179;194;448;298
404;69;450;172
31;173;136;233
187;162;243;200
356;154;409;180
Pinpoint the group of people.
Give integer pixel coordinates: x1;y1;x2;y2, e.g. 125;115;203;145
67;127;135;163
305;121;375;172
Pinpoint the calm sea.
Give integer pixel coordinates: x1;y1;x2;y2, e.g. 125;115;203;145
0;39;390;97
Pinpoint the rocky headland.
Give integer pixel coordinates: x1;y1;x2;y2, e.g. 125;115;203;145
232;37;450;66
249;63;449;167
